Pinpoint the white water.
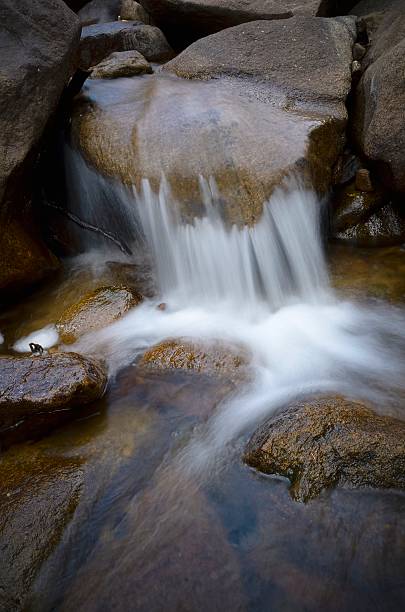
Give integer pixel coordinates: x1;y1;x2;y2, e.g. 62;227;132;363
66;172;405;458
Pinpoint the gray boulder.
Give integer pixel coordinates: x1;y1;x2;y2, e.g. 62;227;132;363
78;0;120;26
351;1;405;193
0;0;80;293
141;0;356;40
79;20;174;68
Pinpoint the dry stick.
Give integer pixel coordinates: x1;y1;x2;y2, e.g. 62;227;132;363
44;202;133;256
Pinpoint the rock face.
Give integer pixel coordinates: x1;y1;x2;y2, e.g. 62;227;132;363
78;0;120;26
57;286;142;344
120;0;152;23
0;353;107;447
73;17;356;225
141;0;356;41
351;1;405;194
90;50;152;78
79;21;174;68
0;0;80;294
140;339;249;381
244;397;405;502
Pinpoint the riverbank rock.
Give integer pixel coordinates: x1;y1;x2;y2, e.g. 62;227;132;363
73;17;356;225
140;339;249;382
141;0;356;43
57;286;142;344
334;203;405;247
0;353;107;447
331;182;385;233
79;21;174;69
244;397;405;502
351;1;405;194
90;50;152;78
0;0;80;295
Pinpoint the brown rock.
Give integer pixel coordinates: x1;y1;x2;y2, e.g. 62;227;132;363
244;397;405;502
0;0;80;294
0;217;59;294
73;17;356;225
355;168;374;191
79;20;174;69
140;338;249;382
57;285;142;344
353;42;366;60
332;182;384;233
90;50;152;78
0;352;107;447
334;202;405;247
120;0;152;23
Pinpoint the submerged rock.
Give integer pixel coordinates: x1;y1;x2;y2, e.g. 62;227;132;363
79;20;174;69
0;0;80;294
141;0;354;41
90;50;152;78
140;339;249;382
0;352;107;447
57;285;142;344
244;397;405;502
74;16;356;225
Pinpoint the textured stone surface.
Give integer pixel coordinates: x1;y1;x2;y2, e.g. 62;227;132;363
140;339;249;381
244;397;405;501
141;0;356;41
0;0;80;294
73;17;355;225
57;286;142;344
78;0;120;25
90;50;152;78
79;20;174;68
352;1;405;193
0;352;107;445
120;0;152;22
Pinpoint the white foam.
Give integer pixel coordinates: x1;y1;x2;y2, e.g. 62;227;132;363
13;325;59;353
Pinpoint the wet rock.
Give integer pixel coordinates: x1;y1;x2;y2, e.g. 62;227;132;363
140;339;249;382
351;1;405;193
79;20;174;69
57;286;142;344
0;217;60;294
331;181;384;233
334;202;405;247
74;17;356;224
244;397;405;502
120;0;152;23
141;0;355;42
0;0;80;294
78;0;120;26
0;448;84;611
90;50;152;78
353;42;366;60
355;168;374;191
0;352;107;447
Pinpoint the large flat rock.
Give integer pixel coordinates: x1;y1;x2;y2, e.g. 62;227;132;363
72;17;355;225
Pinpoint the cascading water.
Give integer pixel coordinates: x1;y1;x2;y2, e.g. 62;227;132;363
56;155;405;459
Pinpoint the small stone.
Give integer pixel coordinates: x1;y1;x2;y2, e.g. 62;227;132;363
353;42;366;60
157;302;167;311
352;60;362;74
356;168;374;191
90;50;152;79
